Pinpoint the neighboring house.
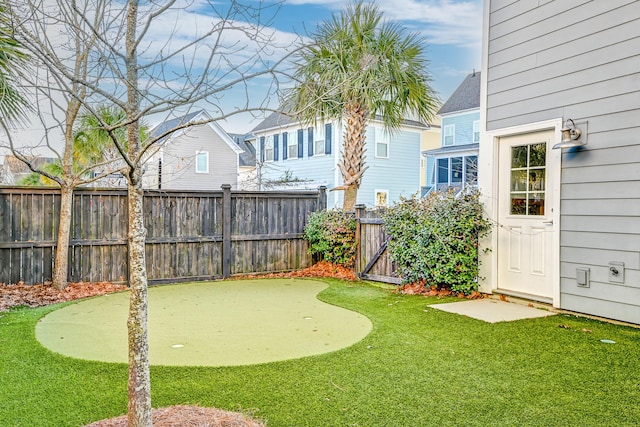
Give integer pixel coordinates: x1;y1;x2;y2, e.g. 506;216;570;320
228;133;257;190
0;155;56;185
423;72;480;195
250;111;427;208
480;1;640;324
419;116;441;192
143;110;243;190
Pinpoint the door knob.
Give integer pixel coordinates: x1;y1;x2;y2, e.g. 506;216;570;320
542;220;554;225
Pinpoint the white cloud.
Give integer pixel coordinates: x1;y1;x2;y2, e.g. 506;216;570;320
285;0;482;48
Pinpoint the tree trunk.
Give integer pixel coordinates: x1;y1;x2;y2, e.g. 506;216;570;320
126;179;152;427
343;185;358;212
125;1;151;425
52;184;73;290
340;101;368;211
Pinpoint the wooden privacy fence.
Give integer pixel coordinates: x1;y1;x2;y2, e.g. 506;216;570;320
354;205;400;284
0;185;326;285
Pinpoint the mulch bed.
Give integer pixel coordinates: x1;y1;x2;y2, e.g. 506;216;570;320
84;405;265;427
0;261;356;313
397;280;485;299
0;281;129;312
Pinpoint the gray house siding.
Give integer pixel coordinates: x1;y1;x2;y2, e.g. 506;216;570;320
159;125;239;190
485;1;640;323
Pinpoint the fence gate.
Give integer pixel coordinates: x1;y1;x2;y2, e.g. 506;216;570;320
354;205;401;284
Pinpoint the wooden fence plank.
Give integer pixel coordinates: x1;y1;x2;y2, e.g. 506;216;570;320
0;186;322;285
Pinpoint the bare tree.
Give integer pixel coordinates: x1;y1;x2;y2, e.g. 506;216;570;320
5;0;296;425
3;0;123;290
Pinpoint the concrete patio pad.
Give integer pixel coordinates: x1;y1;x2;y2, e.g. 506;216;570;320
431;298;557;323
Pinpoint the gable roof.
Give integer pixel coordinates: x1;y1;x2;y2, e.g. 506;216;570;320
251;111;295;133
150;110;243;155
228;133;256;167
149;110;203;140
437;71;481;115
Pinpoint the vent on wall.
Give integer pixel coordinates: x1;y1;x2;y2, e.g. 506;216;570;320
576;268;590;288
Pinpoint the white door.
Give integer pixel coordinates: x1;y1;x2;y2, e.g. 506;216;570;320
497;131;556;301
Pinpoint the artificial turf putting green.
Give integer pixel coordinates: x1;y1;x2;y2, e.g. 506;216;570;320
35;278;372;367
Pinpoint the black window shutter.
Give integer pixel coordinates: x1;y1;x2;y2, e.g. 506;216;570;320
282;132;288;160
259;136;265;162
297;129;303;158
274;134;279;161
308;127;314;157
325;123;332;154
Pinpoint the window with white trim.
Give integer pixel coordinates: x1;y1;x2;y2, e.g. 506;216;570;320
473;120;480;143
265;135;274;162
313;125;325;155
287;132;297;159
444;125;455;146
375;189;389;207
375;127;389;158
195;151;209;173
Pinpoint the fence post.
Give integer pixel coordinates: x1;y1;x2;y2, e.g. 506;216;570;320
221;184;232;278
318;185;327;210
354;204;366;277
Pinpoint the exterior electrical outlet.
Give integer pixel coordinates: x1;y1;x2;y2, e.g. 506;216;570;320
576;268;590;288
608;262;625;284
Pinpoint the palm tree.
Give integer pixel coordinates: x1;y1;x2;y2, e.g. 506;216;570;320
17;105;136;186
0;6;29;123
73;105;134;173
287;1;438;210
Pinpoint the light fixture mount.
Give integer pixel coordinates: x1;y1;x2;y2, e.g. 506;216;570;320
553;118;587;149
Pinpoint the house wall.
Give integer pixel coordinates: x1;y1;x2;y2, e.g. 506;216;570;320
359;125;421;207
420;124;441;186
484;0;640;323
146;125;239;191
442;111;480;146
256;121;422;208
256;121;336;194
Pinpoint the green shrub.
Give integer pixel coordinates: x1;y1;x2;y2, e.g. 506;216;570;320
383;188;491;294
304;209;357;267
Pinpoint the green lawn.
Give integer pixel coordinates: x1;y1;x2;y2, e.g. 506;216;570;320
1;278;639;426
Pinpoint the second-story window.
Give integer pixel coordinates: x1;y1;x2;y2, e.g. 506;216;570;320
265;135;274;162
313;125;325;155
473;120;480;143
288;131;298;159
444;125;455;146
195;151;209;173
375;127;389;158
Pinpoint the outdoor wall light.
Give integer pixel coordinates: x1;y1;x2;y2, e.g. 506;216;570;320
553;118;586;149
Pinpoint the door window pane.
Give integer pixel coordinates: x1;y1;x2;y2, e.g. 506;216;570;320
528;168;545;191
510;143;546;216
528;193;545;215
511;146;528;168
529;143;546;167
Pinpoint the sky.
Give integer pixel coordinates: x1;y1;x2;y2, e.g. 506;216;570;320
220;0;484;133
2;0;483;159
